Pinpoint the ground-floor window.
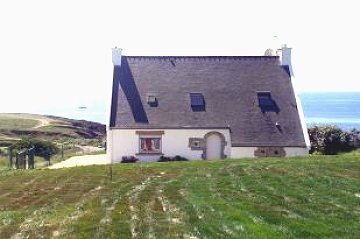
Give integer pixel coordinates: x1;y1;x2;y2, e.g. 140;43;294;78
139;137;162;153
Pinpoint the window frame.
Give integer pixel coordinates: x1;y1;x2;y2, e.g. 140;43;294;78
138;135;162;154
256;91;279;113
189;93;205;107
189;92;206;112
147;95;156;103
257;92;274;107
147;94;158;107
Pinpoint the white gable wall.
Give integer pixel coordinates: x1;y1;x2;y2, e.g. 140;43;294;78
108;128;308;162
108;128;231;162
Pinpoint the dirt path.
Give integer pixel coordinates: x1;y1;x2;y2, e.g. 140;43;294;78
0;113;53;129
77;145;104;154
33;117;52;128
48;154;109;169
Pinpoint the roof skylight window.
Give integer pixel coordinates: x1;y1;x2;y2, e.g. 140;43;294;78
257;92;279;113
190;93;205;111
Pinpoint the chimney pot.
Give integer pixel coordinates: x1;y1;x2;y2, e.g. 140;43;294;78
112;47;122;66
277;44;294;76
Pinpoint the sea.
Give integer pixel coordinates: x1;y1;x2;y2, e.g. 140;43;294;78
300;92;360;130
39;92;360;130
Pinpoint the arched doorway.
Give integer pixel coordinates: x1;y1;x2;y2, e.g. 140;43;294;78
205;133;222;159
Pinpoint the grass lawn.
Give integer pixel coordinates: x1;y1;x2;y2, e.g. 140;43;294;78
0;154;359;238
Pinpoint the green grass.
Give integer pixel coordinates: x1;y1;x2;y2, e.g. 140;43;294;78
0;147;101;169
37;125;79;136
0;117;39;130
0;155;359;238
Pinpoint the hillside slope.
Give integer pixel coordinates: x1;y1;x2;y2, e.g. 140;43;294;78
0;155;359;238
0;113;105;145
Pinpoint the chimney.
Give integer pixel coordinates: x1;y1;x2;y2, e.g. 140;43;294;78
276;44;294;76
112;47;122;66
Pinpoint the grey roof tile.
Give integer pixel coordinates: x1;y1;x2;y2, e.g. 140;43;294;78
110;56;306;147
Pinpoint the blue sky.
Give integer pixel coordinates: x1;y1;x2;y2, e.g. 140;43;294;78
0;0;359;118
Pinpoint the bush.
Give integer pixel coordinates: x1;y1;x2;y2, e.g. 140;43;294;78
308;125;356;155
0;147;7;156
158;155;188;162
121;156;138;163
9;138;59;160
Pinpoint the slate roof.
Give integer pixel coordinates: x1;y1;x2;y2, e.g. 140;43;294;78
110;56;306;147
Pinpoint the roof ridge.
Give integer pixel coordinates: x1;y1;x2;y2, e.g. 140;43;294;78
125;56;279;61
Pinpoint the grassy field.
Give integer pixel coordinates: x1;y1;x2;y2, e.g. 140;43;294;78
0;113;105;146
0;154;359;238
0;113;106;170
0;117;39;130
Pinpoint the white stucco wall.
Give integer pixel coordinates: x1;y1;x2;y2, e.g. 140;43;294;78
231;146;308;158
278;45;310;150
290;73;311;150
231;147;257;158
295;93;311;149
108;128;308;162
284;147;309;157
106;127;114;163
108;128;231;163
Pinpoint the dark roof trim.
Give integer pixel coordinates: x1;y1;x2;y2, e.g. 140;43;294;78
109;65;121;127
281;65;291;76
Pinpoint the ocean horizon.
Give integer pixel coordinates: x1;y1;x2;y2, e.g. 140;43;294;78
300;92;360;130
33;92;360;130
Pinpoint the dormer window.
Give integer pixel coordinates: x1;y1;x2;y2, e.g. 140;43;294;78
147;95;156;103
190;93;205;111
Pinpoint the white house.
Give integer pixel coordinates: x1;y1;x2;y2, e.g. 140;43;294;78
107;46;310;162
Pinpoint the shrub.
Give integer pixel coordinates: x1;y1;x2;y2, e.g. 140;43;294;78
158;156;172;162
173;155;188;161
0;147;7;156
9;138;59;160
121;156;138;163
308;125;356;155
158;155;188;162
